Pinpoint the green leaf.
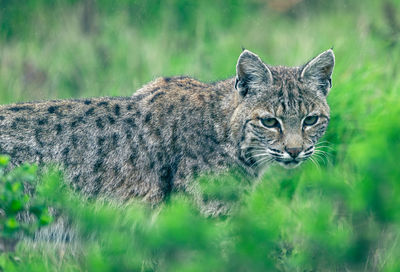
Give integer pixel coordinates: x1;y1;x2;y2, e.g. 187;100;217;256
5;217;19;230
39;214;53;226
9;200;23;213
29;203;45;217
10;182;21;193
0;156;10;167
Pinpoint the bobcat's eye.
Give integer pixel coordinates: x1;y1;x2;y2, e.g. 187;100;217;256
304;116;318;126
260;117;279;128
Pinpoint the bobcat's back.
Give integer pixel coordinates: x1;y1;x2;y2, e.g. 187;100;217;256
0;76;240;204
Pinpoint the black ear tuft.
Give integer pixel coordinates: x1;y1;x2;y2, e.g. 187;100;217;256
300;49;335;96
235;50;273;97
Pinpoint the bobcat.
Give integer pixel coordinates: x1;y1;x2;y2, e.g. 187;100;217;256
0;49;334;214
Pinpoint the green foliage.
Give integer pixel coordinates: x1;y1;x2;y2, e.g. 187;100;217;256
197;168;250;203
1;0;400;271
0;156;51;253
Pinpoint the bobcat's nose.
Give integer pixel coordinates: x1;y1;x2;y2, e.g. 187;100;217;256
285;147;302;159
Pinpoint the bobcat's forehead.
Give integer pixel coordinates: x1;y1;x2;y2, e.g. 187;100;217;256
251;66;329;119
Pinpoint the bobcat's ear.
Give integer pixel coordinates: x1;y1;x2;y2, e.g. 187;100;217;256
235;50;273;97
300;49;335;96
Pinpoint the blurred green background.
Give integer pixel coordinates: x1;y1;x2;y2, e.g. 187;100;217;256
1;0;400;271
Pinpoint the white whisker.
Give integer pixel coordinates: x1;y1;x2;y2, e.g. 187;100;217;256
315;146;335;151
312;153;325;164
256;157;274;167
313;150;330;157
309;156;320;169
251;153;270;158
316;140;331;145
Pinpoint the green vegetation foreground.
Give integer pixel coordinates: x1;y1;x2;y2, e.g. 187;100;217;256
0;0;400;271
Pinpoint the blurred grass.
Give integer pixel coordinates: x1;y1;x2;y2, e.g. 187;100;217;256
2;0;398;101
1;0;400;271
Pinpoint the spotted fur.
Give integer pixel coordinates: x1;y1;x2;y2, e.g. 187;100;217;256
0;49;334;214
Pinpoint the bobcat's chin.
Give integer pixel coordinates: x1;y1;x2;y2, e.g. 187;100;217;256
277;159;303;169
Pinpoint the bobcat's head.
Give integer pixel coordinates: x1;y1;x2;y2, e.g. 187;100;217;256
231;49;334;170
